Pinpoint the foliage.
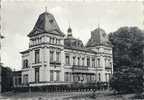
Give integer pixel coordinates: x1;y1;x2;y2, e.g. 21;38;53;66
1;65;13;92
109;27;144;94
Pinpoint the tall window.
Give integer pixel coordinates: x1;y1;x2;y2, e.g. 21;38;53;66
87;58;90;67
97;58;100;67
23;59;28;68
50;70;53;81
35;68;39;83
56;52;60;62
77;57;80;65
98;73;101;82
35;50;40;63
23;74;28;84
82;58;85;66
50;51;54;62
73;57;76;65
56;71;60;81
105;73;107;82
92;58;95;67
65;72;69;82
108;59;111;67
66;55;70;65
105;58;107;67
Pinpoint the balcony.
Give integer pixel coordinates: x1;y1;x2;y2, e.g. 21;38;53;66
72;65;88;70
50;61;61;68
105;66;111;69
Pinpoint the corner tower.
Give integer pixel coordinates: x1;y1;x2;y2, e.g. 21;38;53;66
86;27;113;82
21;11;65;87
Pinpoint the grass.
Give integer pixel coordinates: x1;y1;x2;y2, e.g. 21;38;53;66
0;90;137;100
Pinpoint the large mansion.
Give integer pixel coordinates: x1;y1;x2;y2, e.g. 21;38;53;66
13;11;113;88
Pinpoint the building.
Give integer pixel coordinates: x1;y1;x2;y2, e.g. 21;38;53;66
14;11;113;88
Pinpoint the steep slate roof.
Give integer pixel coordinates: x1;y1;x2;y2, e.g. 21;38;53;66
86;28;112;47
64;28;96;53
28;12;65;37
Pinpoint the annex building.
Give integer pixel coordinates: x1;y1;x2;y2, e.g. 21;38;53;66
13;11;113;88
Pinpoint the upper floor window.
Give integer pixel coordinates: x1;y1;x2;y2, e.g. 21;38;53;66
108;59;111;67
50;70;53;81
23;59;28;68
56;52;60;62
77;57;80;65
97;58;100;67
98;73;101;82
35;50;40;64
87;58;90;67
50;51;54;62
73;56;76;65
105;58;107;67
56;71;60;81
82;58;85;66
65;55;70;65
92;58;95;67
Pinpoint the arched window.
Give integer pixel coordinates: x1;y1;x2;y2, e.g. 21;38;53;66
23;59;28;68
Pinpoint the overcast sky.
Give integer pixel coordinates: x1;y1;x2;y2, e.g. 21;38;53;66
1;0;143;70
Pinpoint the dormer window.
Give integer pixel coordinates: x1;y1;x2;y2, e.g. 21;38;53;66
49;19;54;24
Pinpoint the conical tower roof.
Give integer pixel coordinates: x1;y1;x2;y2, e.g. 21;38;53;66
28;11;64;37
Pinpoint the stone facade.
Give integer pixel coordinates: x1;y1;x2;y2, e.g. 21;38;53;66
16;11;113;87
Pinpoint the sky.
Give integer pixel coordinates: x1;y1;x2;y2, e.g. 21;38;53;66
1;0;144;70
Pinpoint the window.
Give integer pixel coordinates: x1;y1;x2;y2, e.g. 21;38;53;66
52;38;55;44
50;70;53;81
108;59;111;67
56;52;60;62
105;58;107;67
35;50;40;63
50;37;52;43
87;58;90;67
50;51;54;62
23;74;28;84
98;73;101;82
65;55;70;65
49;19;54;24
77;57;80;65
35;68;39;83
97;58;100;67
23;59;28;68
92;58;95;67
58;39;60;44
65;72;69;82
82;58;85;66
73;57;76;65
56;71;60;81
105;73;107;82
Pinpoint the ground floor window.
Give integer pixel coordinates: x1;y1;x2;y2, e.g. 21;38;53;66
50;70;54;81
56;71;60;81
50;70;60;81
23;74;28;84
35;68;39;83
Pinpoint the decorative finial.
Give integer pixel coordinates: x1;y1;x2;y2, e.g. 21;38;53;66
67;22;72;33
45;6;47;12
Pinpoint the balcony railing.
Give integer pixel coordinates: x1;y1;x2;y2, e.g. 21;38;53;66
50;61;61;68
72;65;88;70
105;66;111;69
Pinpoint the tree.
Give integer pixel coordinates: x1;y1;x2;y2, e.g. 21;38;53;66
1;65;13;92
109;27;144;94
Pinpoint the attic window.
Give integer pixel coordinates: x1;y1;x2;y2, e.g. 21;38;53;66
49;19;54;24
